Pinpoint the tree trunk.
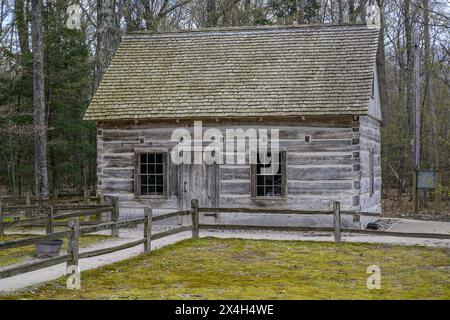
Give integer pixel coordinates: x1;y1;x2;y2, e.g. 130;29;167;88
338;0;344;23
349;0;356;23
404;0;414;150
376;0;388;124
95;0;119;90
15;0;30;55
359;0;366;22
206;0;217;27
31;0;49;198
297;0;306;24
423;0;436;168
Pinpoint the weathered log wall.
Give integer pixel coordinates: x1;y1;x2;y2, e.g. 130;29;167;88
96;117;379;212
358;116;382;212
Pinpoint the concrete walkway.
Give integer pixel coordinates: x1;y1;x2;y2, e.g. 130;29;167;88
387;218;450;234
0;219;449;294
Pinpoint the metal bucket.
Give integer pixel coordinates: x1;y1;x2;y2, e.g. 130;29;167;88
35;239;63;258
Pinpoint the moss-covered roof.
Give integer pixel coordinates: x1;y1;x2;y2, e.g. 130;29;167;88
84;24;379;121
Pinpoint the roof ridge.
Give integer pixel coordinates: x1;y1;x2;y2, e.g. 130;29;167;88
125;23;372;38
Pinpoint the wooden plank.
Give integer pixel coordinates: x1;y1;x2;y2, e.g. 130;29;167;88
53;204;112;211
53;207;114;220
198;207;333;215
67;218;79;268
191;199;199;239
0;201;3;237
78;239;145;259
333;202;341;242
0;230;70;250
46;207;54;234
199;224;334;233
78;218;145;235
144;207;152;253
111;197;119;237
0;254;70;280
198;224;450;240
151;210;191;222
287;166;356;180
150;225;194;241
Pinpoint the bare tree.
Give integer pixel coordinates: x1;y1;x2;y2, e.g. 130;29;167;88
31;0;49;198
15;0;29;55
338;0;344;23
376;0;388;123
95;0;120;89
206;0;217;27
297;0;306;24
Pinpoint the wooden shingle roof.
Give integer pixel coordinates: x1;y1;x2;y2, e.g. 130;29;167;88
84;24;379;121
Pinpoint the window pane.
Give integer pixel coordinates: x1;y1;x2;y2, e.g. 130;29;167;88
257;175;264;186
257;187;264;197
140;154;147;164
274;186;282;196
254;151;285;197
274;175;282;186
265;186;273;197
156;185;164;194
138;153;165;196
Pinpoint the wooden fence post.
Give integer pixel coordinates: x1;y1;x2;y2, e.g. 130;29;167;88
412;171;418;213
111;196;119;237
83;188;90;204
191;199;199;239
67;218;79;268
144;207;152;253
25;191;32;218
435;172;442;214
46;206;54;234
0;201;4;237
333;201;341;243
53;188;58;201
83;189;91;222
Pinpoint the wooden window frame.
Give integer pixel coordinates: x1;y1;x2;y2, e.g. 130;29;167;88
250;151;287;199
134;148;169;199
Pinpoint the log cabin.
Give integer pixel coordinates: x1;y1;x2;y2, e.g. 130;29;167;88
84;24;382;223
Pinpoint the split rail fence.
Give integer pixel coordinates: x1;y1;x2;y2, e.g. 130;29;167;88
1;199;449;281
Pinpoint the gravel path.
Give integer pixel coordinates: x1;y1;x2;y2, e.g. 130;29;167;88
1;219;449;294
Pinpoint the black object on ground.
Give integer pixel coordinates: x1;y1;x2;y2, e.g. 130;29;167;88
366;222;379;230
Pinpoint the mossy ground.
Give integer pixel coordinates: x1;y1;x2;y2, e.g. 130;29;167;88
0;234;111;268
2;237;449;300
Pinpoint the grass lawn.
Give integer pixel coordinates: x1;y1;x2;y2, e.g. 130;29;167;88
0;234;111;268
2;237;449;300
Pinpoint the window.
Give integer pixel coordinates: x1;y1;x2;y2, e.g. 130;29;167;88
369;149;375;196
251;151;286;198
137;153;166;197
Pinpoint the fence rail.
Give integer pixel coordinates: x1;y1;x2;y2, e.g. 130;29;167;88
1;199;449;281
0;199;118;237
0;203;198;280
198;203;450;241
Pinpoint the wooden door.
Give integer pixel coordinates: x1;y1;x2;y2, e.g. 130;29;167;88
179;163;219;210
